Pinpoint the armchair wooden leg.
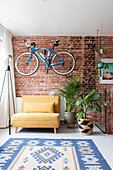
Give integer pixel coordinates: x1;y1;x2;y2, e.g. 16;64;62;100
54;128;56;134
15;127;18;133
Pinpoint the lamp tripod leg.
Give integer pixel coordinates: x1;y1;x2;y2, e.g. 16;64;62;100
9;71;15;114
9;71;15;135
7;70;11;135
0;71;6;101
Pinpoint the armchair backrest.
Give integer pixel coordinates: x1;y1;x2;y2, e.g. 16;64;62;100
21;95;60;113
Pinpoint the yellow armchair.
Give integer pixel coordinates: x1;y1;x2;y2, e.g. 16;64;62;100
11;95;60;133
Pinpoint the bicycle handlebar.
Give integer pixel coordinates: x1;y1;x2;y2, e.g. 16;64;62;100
31;42;36;47
23;39;30;47
23;39;60;49
23;39;36;47
23;39;27;43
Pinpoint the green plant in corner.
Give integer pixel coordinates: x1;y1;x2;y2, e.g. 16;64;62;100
70;89;105;134
56;75;82;112
71;89;105;119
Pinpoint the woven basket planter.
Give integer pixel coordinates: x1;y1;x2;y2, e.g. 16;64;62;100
78;117;93;135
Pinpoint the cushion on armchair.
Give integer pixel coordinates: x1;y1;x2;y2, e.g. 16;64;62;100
23;102;55;113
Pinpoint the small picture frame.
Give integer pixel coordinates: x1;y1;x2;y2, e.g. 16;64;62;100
100;59;113;84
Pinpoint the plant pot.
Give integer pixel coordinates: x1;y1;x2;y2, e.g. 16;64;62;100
97;61;104;69
64;111;75;124
77;117;93;135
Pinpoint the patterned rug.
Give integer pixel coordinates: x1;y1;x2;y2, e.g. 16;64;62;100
0;138;111;170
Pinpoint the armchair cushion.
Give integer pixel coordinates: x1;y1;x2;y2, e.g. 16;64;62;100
23;102;55;113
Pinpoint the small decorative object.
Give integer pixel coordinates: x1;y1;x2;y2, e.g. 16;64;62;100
100;59;113;84
70;89;105;135
97;61;104;69
55;75;82;126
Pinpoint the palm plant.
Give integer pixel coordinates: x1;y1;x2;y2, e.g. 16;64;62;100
56;75;82;112
71;89;105;119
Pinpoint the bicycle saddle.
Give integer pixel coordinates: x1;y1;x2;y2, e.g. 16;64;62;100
51;40;60;47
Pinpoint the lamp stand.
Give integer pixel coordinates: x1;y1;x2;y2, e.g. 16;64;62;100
0;55;15;135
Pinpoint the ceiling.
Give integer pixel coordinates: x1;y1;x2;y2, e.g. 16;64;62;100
0;0;113;36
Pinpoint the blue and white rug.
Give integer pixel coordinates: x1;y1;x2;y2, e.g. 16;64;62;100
0;138;111;170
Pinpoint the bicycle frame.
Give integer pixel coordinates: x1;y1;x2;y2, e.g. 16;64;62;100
26;46;64;67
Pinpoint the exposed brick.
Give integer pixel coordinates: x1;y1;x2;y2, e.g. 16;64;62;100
12;36;113;134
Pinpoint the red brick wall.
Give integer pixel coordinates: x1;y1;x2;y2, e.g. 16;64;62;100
12;36;84;97
95;37;113;134
12;36;113;134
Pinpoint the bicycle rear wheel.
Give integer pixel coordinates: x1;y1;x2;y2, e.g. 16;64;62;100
15;52;39;76
51;51;75;75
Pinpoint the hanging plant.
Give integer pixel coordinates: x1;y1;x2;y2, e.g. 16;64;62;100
96;37;104;68
95;30;108;77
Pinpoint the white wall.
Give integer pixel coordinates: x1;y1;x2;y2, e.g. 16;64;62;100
0;0;113;36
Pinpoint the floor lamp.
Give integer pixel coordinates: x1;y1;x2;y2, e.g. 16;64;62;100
0;55;15;135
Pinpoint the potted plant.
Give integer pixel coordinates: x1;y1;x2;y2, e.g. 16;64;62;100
70;89;105;134
56;75;82;125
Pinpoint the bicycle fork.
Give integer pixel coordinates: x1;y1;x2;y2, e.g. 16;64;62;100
26;51;33;65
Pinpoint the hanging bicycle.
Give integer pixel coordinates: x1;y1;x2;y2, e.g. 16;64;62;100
15;39;75;76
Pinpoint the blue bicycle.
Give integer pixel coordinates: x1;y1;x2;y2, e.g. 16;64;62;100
15;39;75;76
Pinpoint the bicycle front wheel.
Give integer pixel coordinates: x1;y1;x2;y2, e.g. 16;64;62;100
51;51;75;75
15;52;39;76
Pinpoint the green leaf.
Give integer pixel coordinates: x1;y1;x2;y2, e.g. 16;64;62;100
90;99;105;105
67;104;72;112
85;89;95;102
77;112;85;119
75;98;85;106
87;105;96;111
95;103;102;112
69;100;74;104
77;108;84;113
74;75;81;82
92;94;100;99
